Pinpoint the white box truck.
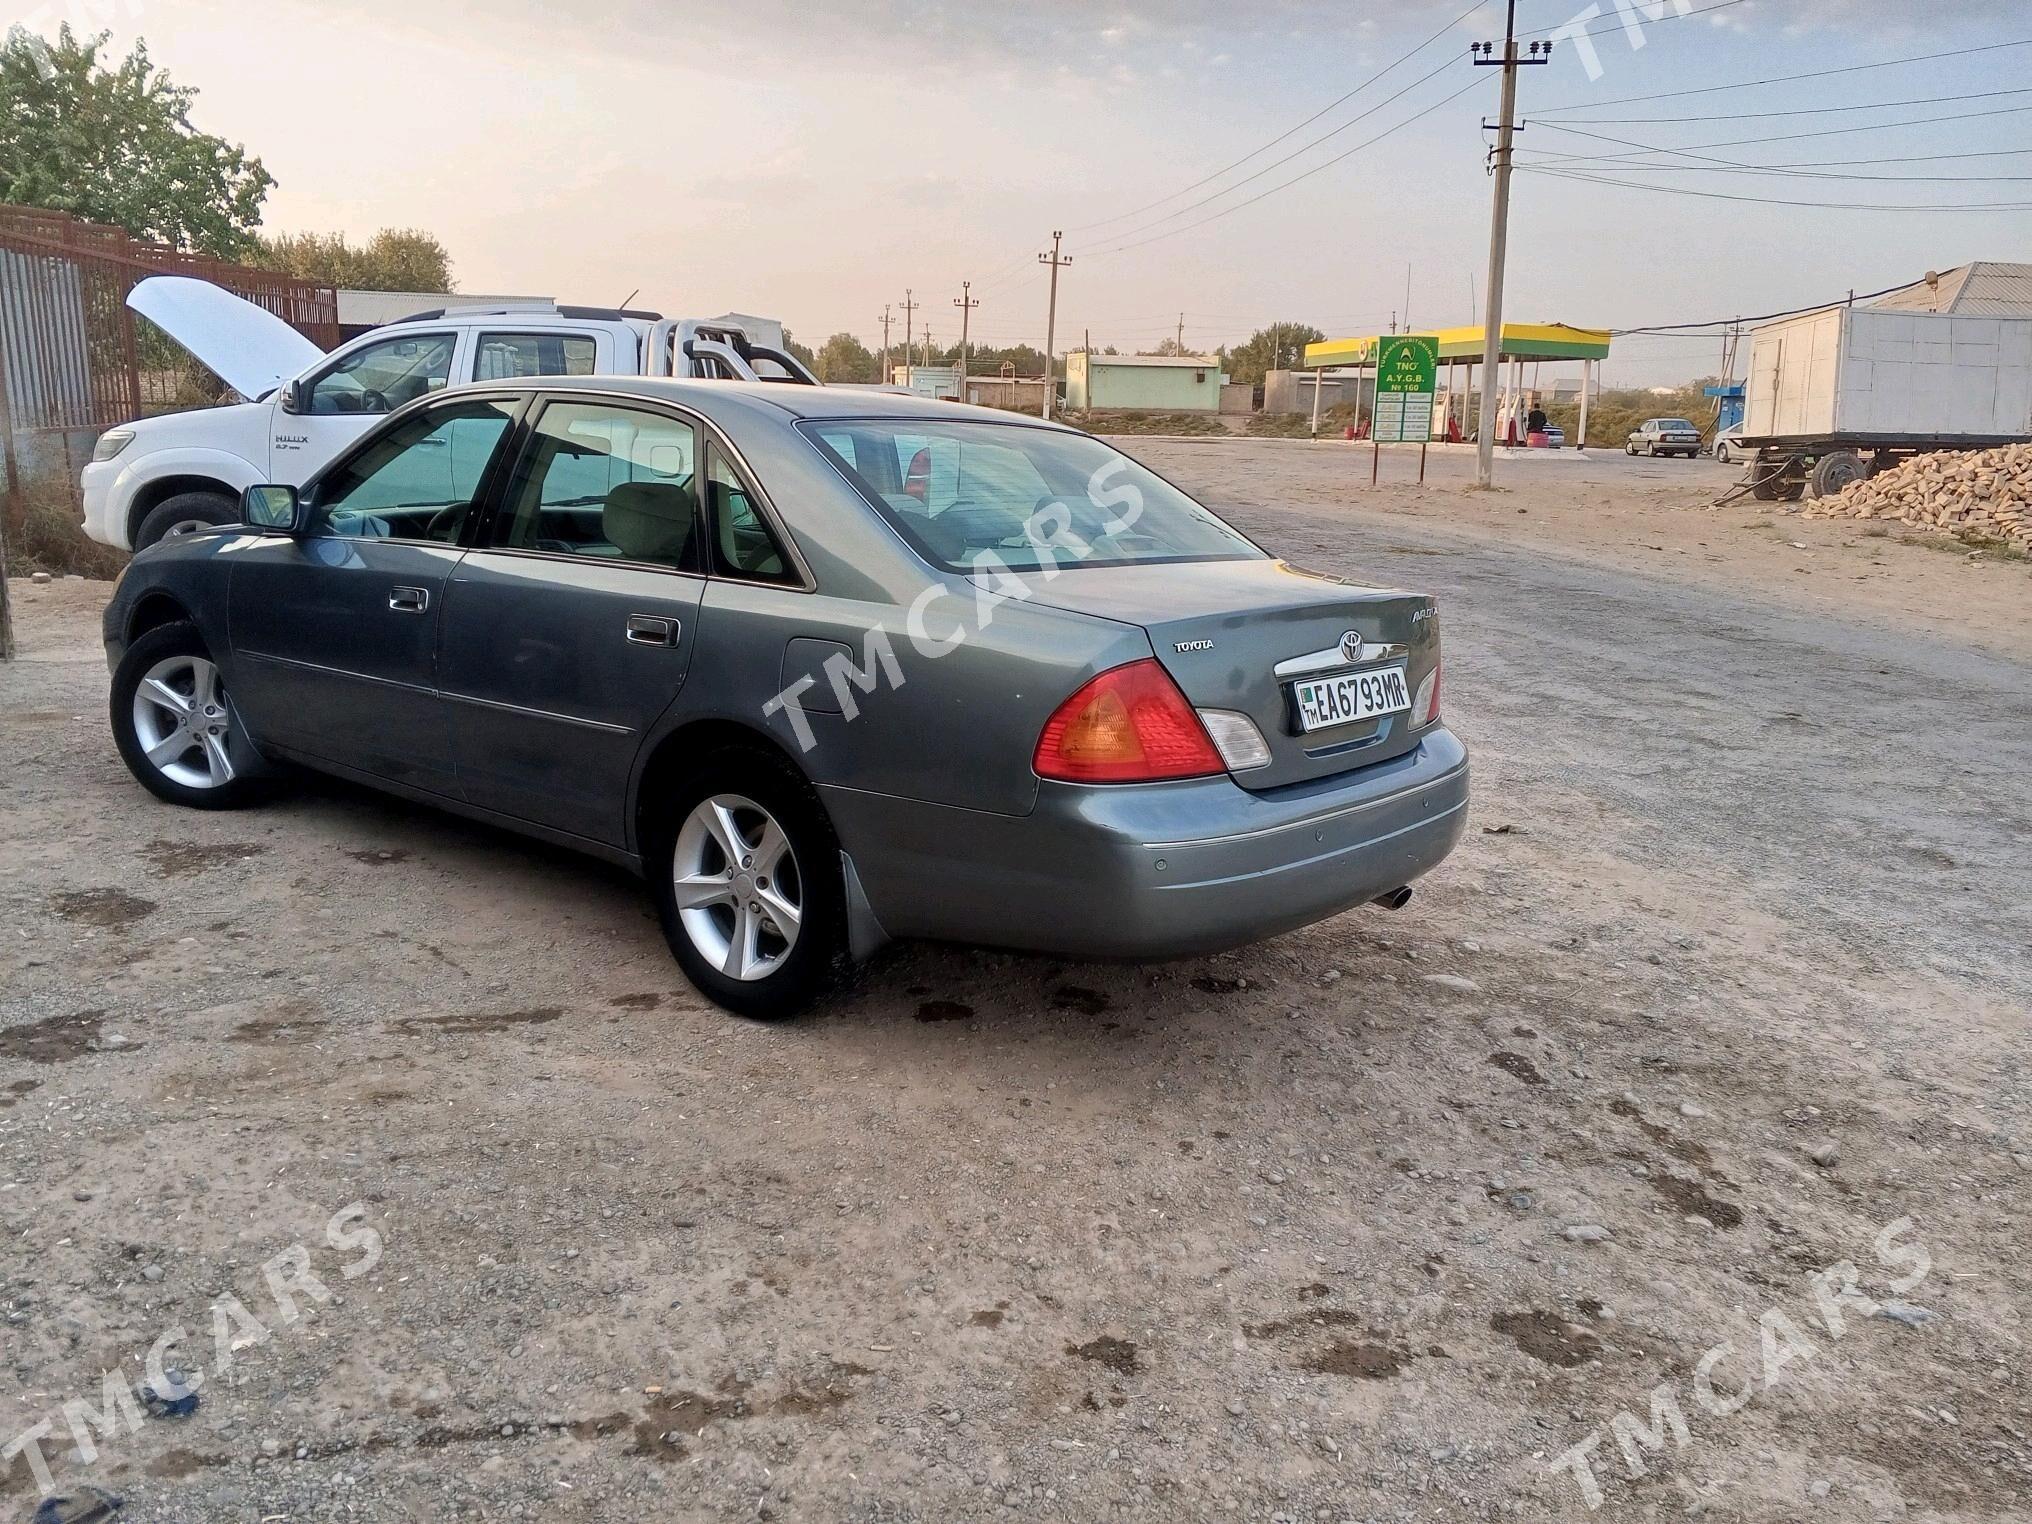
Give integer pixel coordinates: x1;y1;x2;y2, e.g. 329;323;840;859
1739;305;2032;500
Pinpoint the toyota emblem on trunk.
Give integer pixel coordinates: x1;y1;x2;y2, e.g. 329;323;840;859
1339;630;1364;664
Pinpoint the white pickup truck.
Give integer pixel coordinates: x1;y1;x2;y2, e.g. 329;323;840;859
83;277;817;550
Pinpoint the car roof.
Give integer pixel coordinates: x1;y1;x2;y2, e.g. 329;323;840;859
463;375;1079;433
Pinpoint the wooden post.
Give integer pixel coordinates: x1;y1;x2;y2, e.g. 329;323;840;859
1577;358;1592;450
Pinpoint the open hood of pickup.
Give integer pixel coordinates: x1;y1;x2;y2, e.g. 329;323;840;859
127;276;325;400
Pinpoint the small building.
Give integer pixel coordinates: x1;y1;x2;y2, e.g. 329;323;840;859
336;288;552;341
891;364;960;400
963;374;1049;411
1872;262;2032;317
1065;352;1226;413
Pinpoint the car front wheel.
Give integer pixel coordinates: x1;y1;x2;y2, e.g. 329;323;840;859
650;747;847;1019
110;621;264;809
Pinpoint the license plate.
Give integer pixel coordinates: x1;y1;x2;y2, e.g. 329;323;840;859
1292;665;1410;733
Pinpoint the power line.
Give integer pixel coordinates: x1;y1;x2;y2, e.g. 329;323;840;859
1535;37;2032;114
1536;84;2032;125
1611;279;1923;336
1528;100;2032;155
1068;0;1485;235
1523;164;2032;213
1520;124;2032;181
1518;144;2032;173
1080;52;1470;251
1085;72;1484;259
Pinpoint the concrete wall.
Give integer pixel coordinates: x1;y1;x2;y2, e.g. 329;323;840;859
1263;370;1371;416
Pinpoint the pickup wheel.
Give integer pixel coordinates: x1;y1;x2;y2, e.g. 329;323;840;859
135;490;236;550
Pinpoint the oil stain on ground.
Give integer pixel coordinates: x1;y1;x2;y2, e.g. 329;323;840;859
0;1010;138;1065
1646;1170;1744;1229
50;889;156;928
139;839;265;878
609;992;663;1010
915;1000;973;1023
1491;1310;1602;1368
1486;1051;1547;1086
0;1080;41;1110
345;848;412;867
1052;986;1110;1015
391;1008;563;1037
1066;1335;1139;1375
1306;1341;1409;1379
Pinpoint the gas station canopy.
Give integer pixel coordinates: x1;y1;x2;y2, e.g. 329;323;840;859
1302;322;1611;368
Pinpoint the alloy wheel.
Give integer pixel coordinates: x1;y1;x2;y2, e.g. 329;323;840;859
671;793;802;981
131;654;236;789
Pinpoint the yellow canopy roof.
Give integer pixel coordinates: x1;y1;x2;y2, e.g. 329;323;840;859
1304;322;1610;368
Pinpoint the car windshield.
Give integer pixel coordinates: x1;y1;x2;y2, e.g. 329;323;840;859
799;418;1264;574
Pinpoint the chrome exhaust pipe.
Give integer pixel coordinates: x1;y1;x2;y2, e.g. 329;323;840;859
1371;886;1413;910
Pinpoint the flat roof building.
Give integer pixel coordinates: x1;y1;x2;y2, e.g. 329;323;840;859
1065;352;1227;413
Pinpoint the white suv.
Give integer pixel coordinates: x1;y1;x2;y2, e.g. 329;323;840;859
83;278;813;550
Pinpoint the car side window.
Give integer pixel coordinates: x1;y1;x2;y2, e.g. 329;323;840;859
704;445;796;584
474;332;598;382
306;333;455;416
490;401;703;572
309;398;518;543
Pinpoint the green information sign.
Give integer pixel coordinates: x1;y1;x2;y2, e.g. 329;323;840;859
1373;335;1438;444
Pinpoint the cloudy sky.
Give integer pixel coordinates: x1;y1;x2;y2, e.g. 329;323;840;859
44;0;2032;382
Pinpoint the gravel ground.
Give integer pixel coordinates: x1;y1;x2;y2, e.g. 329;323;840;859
2;443;2028;1523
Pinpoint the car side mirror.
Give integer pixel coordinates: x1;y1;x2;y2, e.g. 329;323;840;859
279;379;310;415
243;484;306;533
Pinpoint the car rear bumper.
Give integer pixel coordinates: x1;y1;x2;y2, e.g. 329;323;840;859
823;726;1469;960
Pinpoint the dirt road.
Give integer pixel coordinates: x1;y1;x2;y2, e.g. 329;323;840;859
2;445;2028;1522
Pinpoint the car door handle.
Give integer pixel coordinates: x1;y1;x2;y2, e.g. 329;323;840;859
389;585;430;614
625;614;679;646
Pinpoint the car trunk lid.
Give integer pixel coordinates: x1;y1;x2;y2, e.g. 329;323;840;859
993;558;1440;790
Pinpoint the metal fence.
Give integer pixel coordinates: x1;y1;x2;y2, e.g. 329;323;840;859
0;207;337;444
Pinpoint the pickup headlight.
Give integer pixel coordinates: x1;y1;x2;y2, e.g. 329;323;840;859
91;429;135;463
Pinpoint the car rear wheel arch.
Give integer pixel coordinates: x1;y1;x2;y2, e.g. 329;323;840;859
631;719;817;862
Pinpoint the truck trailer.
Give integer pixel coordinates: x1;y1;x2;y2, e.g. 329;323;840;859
1737;305;2032;501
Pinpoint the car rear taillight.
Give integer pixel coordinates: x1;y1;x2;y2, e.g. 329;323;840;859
1411;658;1442;728
1034;659;1224;783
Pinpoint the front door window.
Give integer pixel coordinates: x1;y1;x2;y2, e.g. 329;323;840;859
311;398;517;544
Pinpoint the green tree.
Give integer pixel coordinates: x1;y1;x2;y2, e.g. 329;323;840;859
0;26;271;256
814;331;877;383
1221;322;1326;387
780;330;818;372
249;228;455;291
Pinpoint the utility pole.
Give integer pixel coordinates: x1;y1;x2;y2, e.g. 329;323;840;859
1038;230;1071;419
954;281;978;391
1472;4;1550;486
1176;312;1185;351
879;304;893;383
900;289;919;380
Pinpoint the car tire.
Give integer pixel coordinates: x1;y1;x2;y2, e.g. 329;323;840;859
135;490;237;550
1625;443;1637;456
649;745;848;1020
109;620;265;809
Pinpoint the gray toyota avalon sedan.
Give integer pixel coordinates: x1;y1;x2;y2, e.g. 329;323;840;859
101;378;1468;1017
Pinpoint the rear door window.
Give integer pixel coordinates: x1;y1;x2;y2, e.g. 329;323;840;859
474;331;599;381
489;401;702;571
